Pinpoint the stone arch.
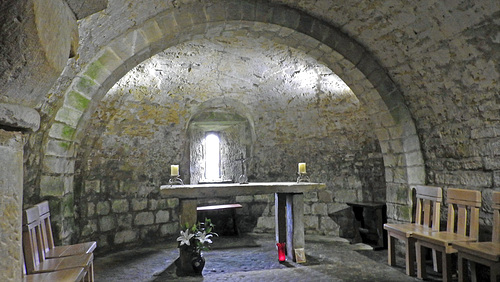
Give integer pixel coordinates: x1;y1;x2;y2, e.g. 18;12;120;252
42;1;424;239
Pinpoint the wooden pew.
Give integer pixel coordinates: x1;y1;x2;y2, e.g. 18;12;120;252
454;191;500;282
36;201;96;258
413;188;481;282
23;256;86;282
22;206;94;282
23;267;86;282
383;185;442;276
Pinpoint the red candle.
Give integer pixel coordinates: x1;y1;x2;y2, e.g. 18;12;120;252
277;242;286;262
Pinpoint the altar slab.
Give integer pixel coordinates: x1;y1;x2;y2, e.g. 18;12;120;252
159;182;326;198
159;181;325;262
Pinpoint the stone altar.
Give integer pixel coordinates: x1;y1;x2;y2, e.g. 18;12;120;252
160;182;326;262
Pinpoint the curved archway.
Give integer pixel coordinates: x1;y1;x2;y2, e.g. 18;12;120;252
41;1;424;240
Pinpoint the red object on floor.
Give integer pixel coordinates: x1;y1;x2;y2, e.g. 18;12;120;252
277;242;286;262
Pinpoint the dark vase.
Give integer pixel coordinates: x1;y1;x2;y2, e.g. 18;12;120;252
191;253;205;275
176;246;205;276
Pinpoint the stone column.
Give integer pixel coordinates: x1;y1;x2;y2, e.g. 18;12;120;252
286;193;305;262
0;130;24;282
179;199;197;229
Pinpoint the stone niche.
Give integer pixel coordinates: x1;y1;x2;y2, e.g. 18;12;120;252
188;106;254;184
187;101;258;234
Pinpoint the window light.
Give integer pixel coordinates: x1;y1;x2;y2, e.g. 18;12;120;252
205;133;220;180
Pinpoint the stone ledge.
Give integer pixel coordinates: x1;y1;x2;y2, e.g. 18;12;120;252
0;103;40;131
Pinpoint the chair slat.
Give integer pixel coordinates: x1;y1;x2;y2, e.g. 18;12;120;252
457;204;467;236
415;195;423;224
37;201;56;249
422;199;431;227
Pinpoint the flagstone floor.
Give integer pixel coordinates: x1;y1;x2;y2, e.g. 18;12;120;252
93;233;445;281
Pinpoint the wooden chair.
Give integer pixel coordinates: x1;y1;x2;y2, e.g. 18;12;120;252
36;201;96;258
413;188;481;282
383;185;442;276
454;191;500;282
22;206;94;282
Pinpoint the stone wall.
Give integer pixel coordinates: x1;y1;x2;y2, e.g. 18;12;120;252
14;0;499;254
0;130;24;282
69;37;385;251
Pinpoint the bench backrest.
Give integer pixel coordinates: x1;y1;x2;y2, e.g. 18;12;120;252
36;201;56;252
22;206;45;274
493;191;500;243
445;188;481;239
413;185;442;231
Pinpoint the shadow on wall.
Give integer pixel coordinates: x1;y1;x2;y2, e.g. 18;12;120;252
329;207;362;244
196;196;267;236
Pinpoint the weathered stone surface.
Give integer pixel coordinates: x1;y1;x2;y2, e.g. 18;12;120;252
114;230;137;244
0;103;40;131
131;199;148;211
135;212;154;225
117;214;133;228
111;199;129;213
160;222;178;236
65;0;107;19
96;201;110;215
99;215;116;232
166;198;179;208
155;210;170;223
0;130;23;282
0;0;78;108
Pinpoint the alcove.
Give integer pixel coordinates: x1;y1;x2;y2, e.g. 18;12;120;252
188;99;255;185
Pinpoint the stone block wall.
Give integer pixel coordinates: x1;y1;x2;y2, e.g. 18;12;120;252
62;29;387;251
76;179;180;250
0;130;24;282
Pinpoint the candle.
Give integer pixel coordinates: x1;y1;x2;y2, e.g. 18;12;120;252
298;163;306;174
171;165;179;176
277;242;286;262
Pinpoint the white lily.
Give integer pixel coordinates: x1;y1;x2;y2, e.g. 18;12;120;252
177;229;194;246
197;231;213;244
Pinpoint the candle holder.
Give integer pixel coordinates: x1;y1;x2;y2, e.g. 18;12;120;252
236;154;249;184
169;175;184;186
297;172;310;183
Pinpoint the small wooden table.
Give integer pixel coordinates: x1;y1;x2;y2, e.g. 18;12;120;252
160;182;326;262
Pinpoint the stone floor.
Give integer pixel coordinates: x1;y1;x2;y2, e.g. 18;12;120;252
94;233;445;281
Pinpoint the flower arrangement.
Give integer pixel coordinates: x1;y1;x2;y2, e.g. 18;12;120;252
176;218;218;255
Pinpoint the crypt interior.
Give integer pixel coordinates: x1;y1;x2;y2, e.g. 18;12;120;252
1;0;499;281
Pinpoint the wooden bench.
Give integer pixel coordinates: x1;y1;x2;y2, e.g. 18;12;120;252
197;204;242;235
22;205;94;282
454;191;500;282
23;267;86;282
36;201;96;258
